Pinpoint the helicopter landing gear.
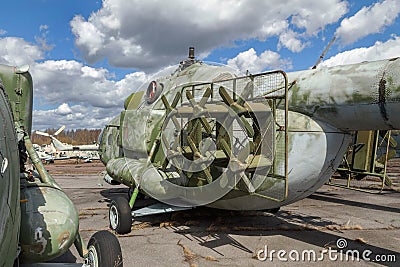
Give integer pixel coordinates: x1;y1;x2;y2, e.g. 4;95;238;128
128;187;145;200
109;197;132;234
108;187;194;235
86;230;123;267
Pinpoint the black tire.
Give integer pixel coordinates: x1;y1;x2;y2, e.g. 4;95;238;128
109;197;132;234
87;230;123;267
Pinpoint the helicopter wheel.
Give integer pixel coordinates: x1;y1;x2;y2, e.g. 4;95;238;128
86;230;123;267
109;197;132;234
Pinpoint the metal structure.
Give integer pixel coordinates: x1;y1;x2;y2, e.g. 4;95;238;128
157;70;289;202
329;130;395;193
0;64;122;266
99;48;400;235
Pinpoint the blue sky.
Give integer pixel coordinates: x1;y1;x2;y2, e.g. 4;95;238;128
0;1;97;56
0;0;399;130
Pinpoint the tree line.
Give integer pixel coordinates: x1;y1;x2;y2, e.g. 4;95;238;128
31;128;102;146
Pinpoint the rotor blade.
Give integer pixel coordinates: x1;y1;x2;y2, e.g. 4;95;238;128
199;117;213;134
237;142;251;163
240;172;256;193
185;91;197;108
35;131;50;137
237;116;255;138
171;92;182;109
219;86;234;106
199;87;212;107
54;125;66;136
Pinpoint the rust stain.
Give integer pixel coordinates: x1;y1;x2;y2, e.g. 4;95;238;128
21;243;45;255
378;75;388;121
57;231;71;249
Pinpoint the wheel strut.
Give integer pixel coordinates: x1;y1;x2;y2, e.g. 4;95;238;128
129;185;140;208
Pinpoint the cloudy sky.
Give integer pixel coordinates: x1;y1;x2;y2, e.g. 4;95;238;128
0;0;399;130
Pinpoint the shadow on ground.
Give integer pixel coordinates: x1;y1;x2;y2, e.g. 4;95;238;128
100;187;399;266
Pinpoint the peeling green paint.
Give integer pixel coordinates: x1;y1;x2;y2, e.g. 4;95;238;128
351;92;374;103
289;85;300;106
100;57;400;211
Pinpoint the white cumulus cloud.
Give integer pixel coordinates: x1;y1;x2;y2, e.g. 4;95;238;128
31;60;147;109
33;104;116;129
278;30;308;53
55;103;72;115
70;0;348;71
227;48;292;73
0;37;44;66
320;35;400;67
30;59;148;130
335;0;400;45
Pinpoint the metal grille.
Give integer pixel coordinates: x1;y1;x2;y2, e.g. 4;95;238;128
253;71;287;98
180;70;289;201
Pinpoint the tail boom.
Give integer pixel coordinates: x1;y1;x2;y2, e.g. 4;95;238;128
287;57;400;131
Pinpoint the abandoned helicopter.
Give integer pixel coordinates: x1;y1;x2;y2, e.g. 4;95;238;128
0;64;122;266
98;47;400;234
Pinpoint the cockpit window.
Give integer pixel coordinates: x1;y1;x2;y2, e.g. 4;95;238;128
146;81;163;104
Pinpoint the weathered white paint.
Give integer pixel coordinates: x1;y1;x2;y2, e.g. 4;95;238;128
209;112;351;210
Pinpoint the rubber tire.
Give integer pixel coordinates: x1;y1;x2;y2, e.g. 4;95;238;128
87;230;123;267
109;197;132;234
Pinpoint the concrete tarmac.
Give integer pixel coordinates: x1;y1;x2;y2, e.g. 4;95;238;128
47;161;400;266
